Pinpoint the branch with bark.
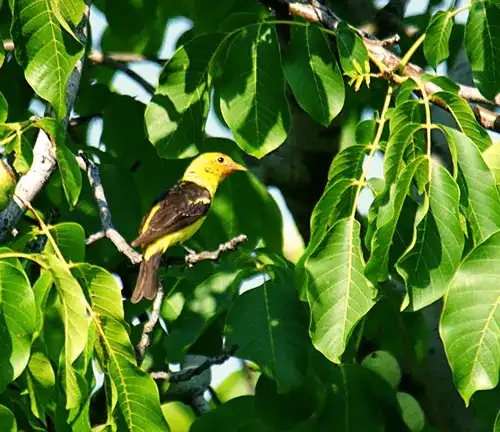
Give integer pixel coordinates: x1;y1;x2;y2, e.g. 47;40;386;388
261;0;500;133
0;8;91;242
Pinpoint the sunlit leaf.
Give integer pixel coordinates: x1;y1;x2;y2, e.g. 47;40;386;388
283;24;344;126
440;230;500;405
218;23;290;158
45;222;85;263
424;10;454;68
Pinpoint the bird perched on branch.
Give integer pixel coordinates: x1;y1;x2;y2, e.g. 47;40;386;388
130;152;247;303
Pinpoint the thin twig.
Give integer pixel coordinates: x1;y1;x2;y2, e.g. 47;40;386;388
379;34;401;47
76;151;142;264
88;51;155;95
150;345;238;383
85;230;106;245
185;234;248;267
136;283;165;364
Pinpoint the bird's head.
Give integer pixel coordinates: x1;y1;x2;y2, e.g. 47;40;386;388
183;152;247;195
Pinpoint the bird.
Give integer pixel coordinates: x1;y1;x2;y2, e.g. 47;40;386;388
130;152;247;303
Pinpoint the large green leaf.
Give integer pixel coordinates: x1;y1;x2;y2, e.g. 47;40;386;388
76;263;169;431
0;261;35;392
10;0;84;118
43;254;88;409
283;24;344;126
218;23;290;158
432;91;492;152
365;156;427;282
165;268;243;362
441;127;500;245
225;278;310;392
424;10;454;68
483;143;500;184
45;222;85;263
465;2;500;100
440;231;500;405
0;405;16;432
397;162;464;311
145;33;226;158
306;217;377;363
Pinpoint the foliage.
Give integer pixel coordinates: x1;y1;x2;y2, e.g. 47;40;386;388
0;0;500;431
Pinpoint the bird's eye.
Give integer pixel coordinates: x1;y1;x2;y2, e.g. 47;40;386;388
217;156;224;163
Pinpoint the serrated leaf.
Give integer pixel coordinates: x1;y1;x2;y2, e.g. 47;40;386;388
397;162;464;311
218;23;290;158
441;126;500;245
225;278;310;392
145;33;226;159
11;0;84;118
424;10;454;68
43;254;88;409
432;91;492;152
0;261;36;392
440;230;500;405
45;222;85;263
306;217;377;363
78;263;169;431
465;2;500;100
336;22;370;78
283;24;344;126
365;157;427;282
0;405;16;432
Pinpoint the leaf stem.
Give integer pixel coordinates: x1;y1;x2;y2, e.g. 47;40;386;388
400;33;426;68
449;3;472;18
413;77;433;181
0;252;48;268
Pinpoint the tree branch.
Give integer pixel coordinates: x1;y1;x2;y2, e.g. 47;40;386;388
136;282;165;364
0;7;91;242
184;234;248;267
76;151;142;264
150;345;237;382
87;51;156;95
264;0;500;129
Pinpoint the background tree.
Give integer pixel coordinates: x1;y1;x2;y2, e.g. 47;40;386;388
0;0;499;431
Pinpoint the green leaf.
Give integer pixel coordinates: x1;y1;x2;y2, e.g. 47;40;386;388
10;0;84;118
45;222;85;263
432;91;492;152
283;24;344;126
440;230;500;405
365;156;427;282
145;33;226;159
34;118;82;207
483;143;500;184
218;23;290;158
441;126;500;245
0;91;7;122
397;162;464;311
396;392;426;432
54;0;85;28
336;22;370;78
424;10;454;68
164;268;242;362
78;263;169;431
306;217;377;363
0;261;36;392
11;132;33;175
191;396;271;431
0;405;16;432
43;254;88;409
465;2;500;100
225;278;310;392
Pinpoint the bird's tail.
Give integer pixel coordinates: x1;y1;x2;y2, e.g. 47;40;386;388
131;252;162;303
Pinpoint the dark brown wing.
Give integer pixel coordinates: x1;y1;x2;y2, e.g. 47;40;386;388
131;181;211;247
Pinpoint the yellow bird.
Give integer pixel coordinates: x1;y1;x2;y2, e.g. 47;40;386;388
130;152;247;303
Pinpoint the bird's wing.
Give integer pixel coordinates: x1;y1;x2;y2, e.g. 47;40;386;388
131;181;211;247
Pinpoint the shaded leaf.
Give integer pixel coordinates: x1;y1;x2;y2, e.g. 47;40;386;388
283;24;344;126
440;231;500;405
0;261;35;392
0;405;16;432
218;23;290;158
306;217;377;363
336;22;370;79
225;278;310;392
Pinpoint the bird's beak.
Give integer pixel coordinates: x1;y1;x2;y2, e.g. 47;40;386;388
228;162;248;172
